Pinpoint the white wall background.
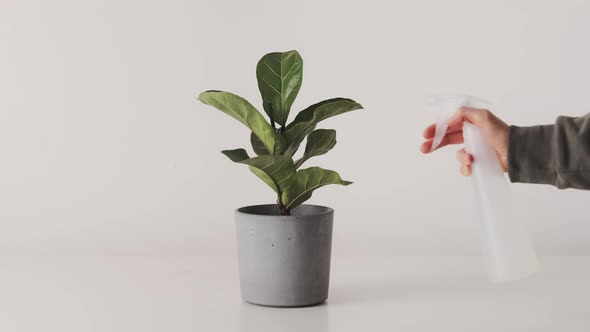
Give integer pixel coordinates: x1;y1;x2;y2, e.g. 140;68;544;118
1;0;589;255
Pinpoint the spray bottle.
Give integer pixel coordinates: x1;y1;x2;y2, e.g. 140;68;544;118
428;95;539;282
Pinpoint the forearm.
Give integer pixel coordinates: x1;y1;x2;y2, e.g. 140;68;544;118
507;113;590;190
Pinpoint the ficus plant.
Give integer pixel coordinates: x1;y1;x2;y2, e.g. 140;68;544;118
197;50;363;215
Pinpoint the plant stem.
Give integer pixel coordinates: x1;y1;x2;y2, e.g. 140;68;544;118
277;196;290;215
268;103;276;130
279;205;290;216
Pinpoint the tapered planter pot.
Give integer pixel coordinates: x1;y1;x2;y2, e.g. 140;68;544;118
235;204;334;307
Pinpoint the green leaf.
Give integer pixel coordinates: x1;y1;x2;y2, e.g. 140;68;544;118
295;129;337;169
249;131;286;155
283;123;315;156
221;148;250;162
283;98;362;156
287;98;363;129
198;90;278;154
243;155;296;194
250;132;269;155
256;50;303;127
222;153;296;194
281;167;352;210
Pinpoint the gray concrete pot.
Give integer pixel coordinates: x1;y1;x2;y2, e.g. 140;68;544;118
235;204;334;307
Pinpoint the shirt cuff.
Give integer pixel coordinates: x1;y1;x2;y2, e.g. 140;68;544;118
507;124;556;185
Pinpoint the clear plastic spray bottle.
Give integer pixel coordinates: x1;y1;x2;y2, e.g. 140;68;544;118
428;95;539;282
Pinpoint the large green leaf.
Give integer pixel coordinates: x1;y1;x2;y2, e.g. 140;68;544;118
243;156;296;194
256;50;303;127
250;132;269;155
249;132;286;155
281;167;352;210
198;90;278;154
221;151;296;194
295;129;337;168
283;98;362;156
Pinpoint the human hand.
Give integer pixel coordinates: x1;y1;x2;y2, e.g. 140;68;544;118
420;107;509;176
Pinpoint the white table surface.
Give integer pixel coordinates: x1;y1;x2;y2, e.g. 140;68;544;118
1;256;588;331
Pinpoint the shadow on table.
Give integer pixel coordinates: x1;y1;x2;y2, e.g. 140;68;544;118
239;300;330;331
328;277;488;305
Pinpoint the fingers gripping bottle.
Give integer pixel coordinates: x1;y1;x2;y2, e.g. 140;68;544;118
428;95;539;282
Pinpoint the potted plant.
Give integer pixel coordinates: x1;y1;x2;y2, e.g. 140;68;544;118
197;50;362;307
